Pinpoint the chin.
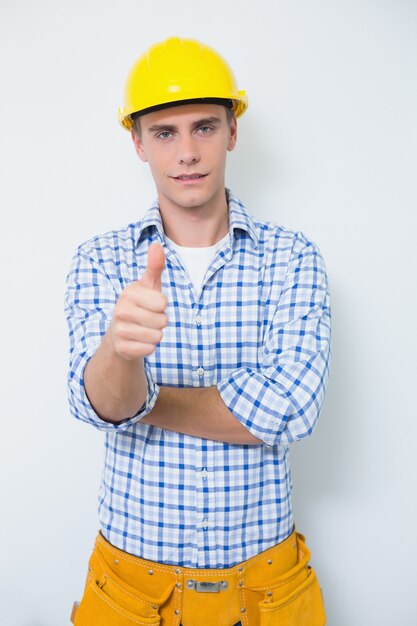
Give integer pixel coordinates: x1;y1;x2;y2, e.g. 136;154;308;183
174;190;210;209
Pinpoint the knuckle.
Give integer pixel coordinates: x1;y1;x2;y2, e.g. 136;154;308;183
142;344;156;356
114;303;129;322
118;288;130;302
117;339;155;359
113;306;123;321
117;327;130;341
114;339;131;359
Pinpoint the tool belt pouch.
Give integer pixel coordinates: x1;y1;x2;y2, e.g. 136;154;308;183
73;549;176;626
244;534;326;626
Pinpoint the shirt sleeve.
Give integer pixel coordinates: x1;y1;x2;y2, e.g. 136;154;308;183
64;245;159;432
217;233;331;447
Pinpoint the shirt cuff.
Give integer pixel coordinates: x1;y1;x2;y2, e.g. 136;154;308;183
217;367;292;447
129;359;160;422
68;351;160;432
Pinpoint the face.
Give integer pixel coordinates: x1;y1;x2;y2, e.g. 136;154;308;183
131;103;237;215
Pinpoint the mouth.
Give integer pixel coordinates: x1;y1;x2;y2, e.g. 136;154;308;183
172;173;208;182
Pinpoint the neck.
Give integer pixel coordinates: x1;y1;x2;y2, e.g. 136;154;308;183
158;189;229;247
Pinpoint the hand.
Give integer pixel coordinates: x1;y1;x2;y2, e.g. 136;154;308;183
110;242;168;360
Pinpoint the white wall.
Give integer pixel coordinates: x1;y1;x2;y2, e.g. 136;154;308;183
1;1;416;624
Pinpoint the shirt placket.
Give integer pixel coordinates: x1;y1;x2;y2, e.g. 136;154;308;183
191;251;233;566
165;238;232;566
195;442;215;565
189;295;211;563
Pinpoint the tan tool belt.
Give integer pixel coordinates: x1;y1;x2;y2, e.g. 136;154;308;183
72;529;325;626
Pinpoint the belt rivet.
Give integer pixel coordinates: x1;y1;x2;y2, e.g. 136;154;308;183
187;580;195;589
176;582;181;589
148;569;154;575
152;605;158;610
175;568;181;574
114;559;119;565
238;580;243;587
267;559;273;565
220;581;228;589
238;566;244;572
241;607;246;613
175;609;180;615
267;591;272;597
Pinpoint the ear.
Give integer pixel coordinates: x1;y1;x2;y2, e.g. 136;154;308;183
227;115;237;152
131;128;148;162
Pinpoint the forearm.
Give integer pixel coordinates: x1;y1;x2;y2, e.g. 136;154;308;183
84;330;147;422
141;386;262;445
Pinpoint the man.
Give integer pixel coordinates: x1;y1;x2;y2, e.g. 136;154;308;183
65;36;330;626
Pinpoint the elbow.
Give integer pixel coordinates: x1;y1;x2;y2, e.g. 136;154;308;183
279;389;326;445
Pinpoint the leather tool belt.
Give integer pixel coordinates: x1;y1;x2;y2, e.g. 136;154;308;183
72;528;326;625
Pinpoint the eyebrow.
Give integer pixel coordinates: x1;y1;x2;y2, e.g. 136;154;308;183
147;116;222;134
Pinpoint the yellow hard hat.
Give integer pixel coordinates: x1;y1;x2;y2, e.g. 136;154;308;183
118;36;248;130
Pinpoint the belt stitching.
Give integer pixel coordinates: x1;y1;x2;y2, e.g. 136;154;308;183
91;552;172;608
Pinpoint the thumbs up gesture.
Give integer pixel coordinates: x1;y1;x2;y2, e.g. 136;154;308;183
138;241;166;290
110;242;168;360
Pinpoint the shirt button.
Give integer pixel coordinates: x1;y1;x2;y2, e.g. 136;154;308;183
201;468;208;479
201;519;209;530
197;367;205;377
194;314;202;325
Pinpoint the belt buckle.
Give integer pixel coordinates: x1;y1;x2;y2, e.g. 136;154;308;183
186;580;229;592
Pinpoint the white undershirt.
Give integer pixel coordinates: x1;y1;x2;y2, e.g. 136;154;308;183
165;233;229;296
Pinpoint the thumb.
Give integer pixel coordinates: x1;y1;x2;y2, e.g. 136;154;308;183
140;242;166;290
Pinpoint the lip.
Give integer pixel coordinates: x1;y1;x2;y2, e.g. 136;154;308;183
171;173;208;184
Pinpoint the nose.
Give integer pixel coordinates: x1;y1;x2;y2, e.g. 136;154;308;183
177;134;200;166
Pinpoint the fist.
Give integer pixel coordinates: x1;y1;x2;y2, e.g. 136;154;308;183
110;242;168;360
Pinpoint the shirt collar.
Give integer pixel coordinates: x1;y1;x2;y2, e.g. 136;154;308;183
136;188;259;249
227;189;259;248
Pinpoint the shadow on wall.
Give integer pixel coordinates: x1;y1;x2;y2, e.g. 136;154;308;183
290;280;361;624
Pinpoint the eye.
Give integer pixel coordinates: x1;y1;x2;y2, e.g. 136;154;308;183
156;130;173;140
197;125;214;135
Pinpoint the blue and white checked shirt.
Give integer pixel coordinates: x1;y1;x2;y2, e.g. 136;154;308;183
65;189;331;568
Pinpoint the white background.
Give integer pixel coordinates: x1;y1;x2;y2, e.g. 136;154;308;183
1;1;416;624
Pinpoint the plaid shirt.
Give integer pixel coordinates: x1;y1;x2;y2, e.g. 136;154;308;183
65;189;331;568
